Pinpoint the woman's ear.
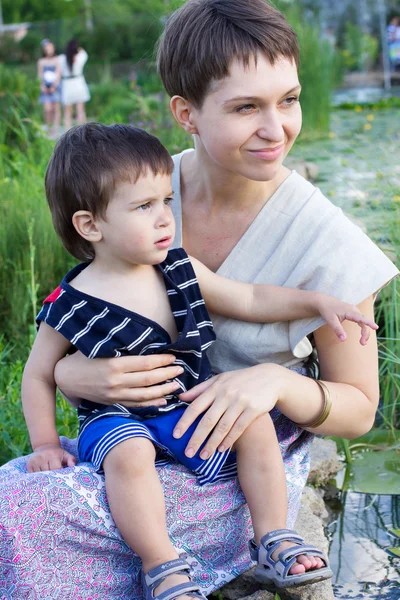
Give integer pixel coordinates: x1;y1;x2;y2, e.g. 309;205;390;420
72;211;102;243
170;96;199;134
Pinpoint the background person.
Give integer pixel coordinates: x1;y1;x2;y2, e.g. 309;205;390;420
387;15;400;71
37;39;61;138
0;1;398;597
59;39;90;130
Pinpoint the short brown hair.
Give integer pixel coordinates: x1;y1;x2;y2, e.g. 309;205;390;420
45;123;174;261
157;0;300;108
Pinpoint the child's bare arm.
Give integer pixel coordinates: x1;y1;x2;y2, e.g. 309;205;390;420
22;322;76;472
190;256;378;345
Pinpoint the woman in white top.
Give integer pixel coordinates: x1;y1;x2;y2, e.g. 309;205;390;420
59;39;90;131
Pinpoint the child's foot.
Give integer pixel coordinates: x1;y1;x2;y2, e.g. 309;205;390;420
142;557;207;600
270;539;325;575
250;528;333;589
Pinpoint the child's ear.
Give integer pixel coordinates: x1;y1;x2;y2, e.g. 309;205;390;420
170;95;199;135
72;211;102;243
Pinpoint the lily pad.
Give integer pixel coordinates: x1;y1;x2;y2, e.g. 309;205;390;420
337;449;400;494
387;547;400;558
390;529;400;539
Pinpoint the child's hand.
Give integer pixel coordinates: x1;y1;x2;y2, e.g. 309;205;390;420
315;294;378;345
26;443;76;473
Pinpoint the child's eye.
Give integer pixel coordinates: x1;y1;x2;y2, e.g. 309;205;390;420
282;96;299;107
164;197;173;206
235;104;256;114
137;202;151;211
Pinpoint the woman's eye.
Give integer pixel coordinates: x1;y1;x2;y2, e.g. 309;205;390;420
235;104;256;114
283;96;299;107
137;202;151;211
164;197;173;206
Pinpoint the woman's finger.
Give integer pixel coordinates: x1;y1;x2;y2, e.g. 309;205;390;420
172;386;220;439
216;409;259;453
196;405;246;458
178;377;217;402
182;397;235;457
122;365;184;389
116;353;179;373
116;380;183;405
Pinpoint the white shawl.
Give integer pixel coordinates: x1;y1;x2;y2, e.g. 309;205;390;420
172;151;399;370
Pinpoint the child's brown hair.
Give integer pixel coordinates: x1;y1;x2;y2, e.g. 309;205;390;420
45;123;174;261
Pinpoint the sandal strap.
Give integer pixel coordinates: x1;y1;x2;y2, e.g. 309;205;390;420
143;558;207;600
144;558;191;588
156;582;205;600
279;545;328;565
260;529;305;550
249;528;305;562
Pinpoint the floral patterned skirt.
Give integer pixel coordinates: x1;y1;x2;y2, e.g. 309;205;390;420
0;399;313;599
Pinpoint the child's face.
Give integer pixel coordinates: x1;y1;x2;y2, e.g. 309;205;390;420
190;53;302;182
96;172;175;266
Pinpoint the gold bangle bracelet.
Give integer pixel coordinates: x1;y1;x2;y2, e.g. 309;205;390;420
295;379;332;429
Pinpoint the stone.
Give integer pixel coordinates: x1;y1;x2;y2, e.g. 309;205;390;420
283;158;319;182
308;437;342;486
300;487;329;524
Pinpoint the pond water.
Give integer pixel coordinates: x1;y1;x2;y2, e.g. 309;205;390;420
291;109;400;599
291;108;400;245
328;491;400;599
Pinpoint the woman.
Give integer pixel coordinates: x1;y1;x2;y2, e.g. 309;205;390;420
0;1;398;597
37;39;61;139
59;39;90;131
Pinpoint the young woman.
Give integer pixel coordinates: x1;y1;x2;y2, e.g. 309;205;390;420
59;39;90;131
37;39;61;138
1;1;397;597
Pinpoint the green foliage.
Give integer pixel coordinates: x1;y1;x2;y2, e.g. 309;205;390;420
341;22;379;72
337;97;400;110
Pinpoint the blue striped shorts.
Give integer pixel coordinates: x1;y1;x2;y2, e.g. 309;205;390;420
78;406;237;485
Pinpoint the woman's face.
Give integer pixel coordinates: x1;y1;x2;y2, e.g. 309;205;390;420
190;53;302;182
44;42;55;57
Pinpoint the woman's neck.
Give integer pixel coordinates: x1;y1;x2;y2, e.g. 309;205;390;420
182;144;290;214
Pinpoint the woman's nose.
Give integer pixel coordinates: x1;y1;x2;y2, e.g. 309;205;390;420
257;109;284;143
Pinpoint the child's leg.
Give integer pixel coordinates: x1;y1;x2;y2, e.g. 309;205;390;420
102;437;193;599
235;414;324;575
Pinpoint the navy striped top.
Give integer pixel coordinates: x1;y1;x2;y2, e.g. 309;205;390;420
37;248;216;415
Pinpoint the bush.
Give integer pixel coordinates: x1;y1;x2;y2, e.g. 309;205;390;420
342;22;379;71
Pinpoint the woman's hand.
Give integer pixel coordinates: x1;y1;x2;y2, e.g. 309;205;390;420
173;363;286;459
54;351;184;407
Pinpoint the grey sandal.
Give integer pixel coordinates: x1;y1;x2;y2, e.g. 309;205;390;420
142;557;208;600
249;528;333;588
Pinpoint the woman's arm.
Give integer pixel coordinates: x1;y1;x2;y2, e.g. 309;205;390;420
190;256;377;344
173;296;379;458
277;295;379;438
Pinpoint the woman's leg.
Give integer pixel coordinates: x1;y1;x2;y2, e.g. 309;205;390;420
103;437;193;599
63;104;73;131
76;101;87;125
51;102;61;137
43;101;52;129
235;414;324;574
